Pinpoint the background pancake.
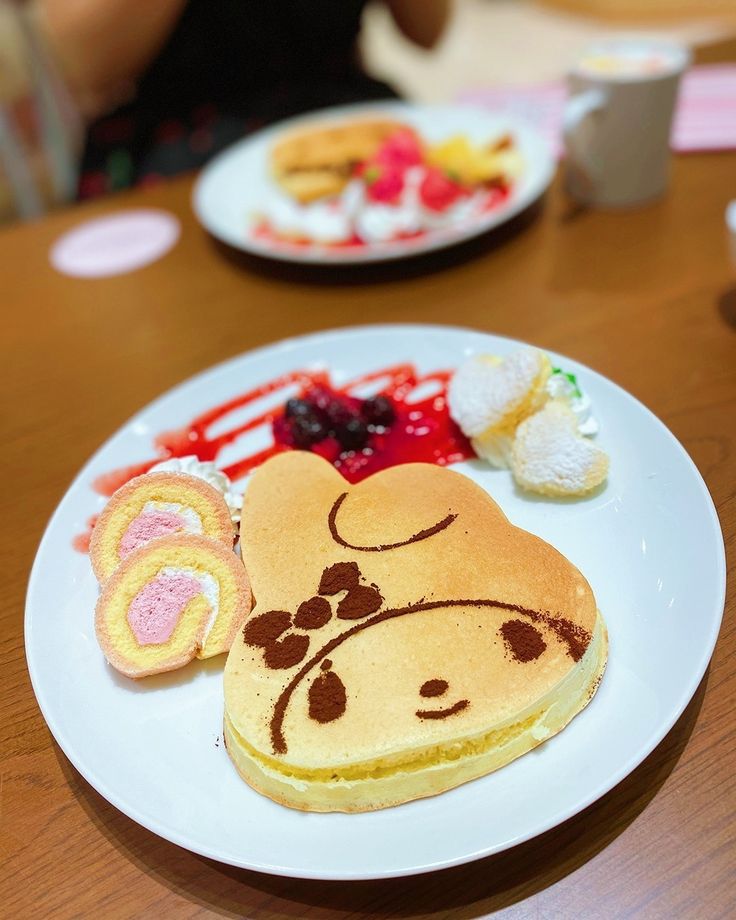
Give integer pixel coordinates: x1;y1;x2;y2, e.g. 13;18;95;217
271;119;413;203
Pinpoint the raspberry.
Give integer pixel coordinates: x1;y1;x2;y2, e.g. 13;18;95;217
419;167;464;212
375;129;423;172
363;166;404;204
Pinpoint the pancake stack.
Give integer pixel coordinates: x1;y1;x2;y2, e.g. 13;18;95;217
224;452;607;812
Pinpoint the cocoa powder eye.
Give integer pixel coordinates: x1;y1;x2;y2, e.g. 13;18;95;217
499;620;547;662
420;679;449;698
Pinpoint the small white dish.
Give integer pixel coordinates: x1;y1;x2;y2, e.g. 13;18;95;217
192;102;555;264
25;325;725;879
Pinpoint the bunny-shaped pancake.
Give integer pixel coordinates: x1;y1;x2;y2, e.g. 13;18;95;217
224;453;607;812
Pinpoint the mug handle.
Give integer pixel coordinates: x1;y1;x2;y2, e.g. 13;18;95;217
563;88;608;191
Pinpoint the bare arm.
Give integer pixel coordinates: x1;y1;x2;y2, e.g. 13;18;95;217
384;0;452;49
35;0;186;118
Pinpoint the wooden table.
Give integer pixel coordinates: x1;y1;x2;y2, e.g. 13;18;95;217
2;155;734;918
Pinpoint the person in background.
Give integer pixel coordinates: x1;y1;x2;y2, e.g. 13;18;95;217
32;0;451;200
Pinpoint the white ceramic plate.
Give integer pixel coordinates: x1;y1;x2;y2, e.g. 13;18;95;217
25;325;725;880
192;102;555;264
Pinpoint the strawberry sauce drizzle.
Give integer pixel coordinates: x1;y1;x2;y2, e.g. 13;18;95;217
76;364;475;552
72;515;99;553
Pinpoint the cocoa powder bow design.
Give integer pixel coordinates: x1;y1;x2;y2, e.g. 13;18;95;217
242;561;384;671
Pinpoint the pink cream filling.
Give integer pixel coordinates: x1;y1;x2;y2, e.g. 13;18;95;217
127;572;203;645
119;509;188;558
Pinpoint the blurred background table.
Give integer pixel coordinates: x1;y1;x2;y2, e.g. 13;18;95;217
362;0;736;100
2;151;734;917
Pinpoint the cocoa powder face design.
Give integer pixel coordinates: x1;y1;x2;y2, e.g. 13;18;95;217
416;678;469;720
267;597;591;755
420;679;449;698
243;500;592;755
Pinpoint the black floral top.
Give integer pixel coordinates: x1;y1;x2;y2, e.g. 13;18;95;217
78;0;396;199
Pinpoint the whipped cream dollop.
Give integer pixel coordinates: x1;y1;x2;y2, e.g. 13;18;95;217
348;167;486;244
546;369;598;436
263;166;489;246
264;196;352;244
148;456;242;523
161;564;221;639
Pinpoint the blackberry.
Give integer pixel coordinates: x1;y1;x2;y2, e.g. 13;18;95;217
284;398;315;419
323;401;354;431
291;415;328;448
362;395;395;427
337;417;369;451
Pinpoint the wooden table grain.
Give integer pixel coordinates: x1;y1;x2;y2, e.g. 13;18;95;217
2;156;734;919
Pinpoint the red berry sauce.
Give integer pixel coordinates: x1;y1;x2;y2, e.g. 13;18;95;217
76;364;475;551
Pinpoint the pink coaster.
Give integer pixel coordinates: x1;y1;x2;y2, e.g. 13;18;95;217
50;209;180;278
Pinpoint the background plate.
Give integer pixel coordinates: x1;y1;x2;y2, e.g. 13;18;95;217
192;102;555;264
25;325;725;880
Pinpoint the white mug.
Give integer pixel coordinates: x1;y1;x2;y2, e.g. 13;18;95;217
727;200;736;269
563;39;690;208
